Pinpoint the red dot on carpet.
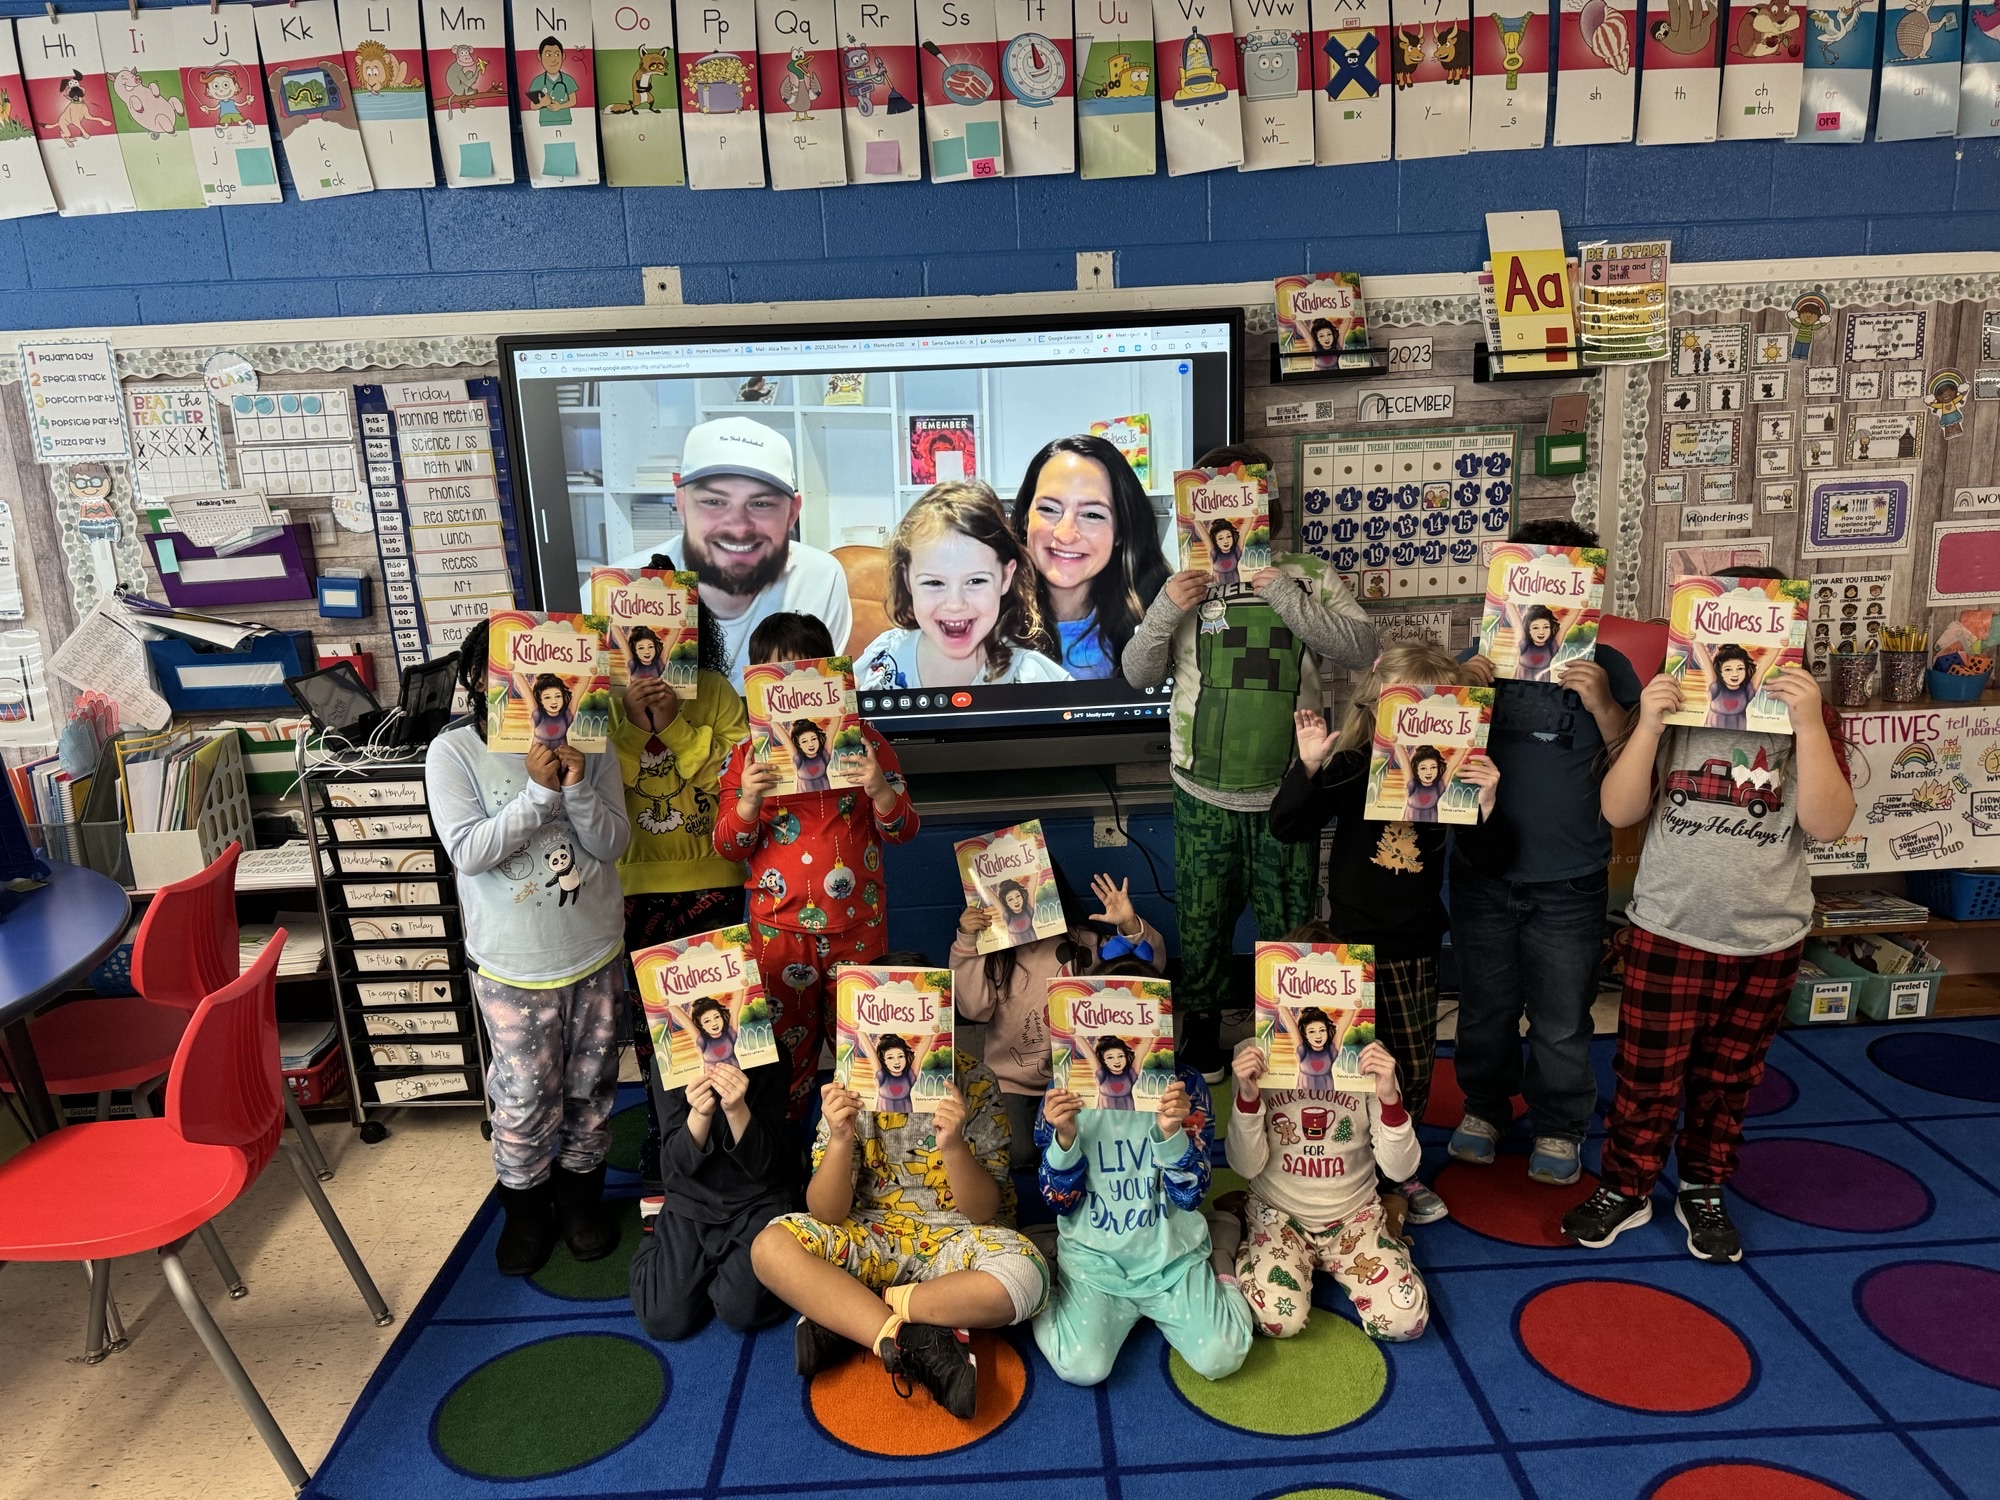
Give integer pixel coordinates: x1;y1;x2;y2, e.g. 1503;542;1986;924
1518;1281;1753;1412
1648;1463;1854;1500
1435;1156;1600;1246
1425;1057;1528;1129
809;1331;1024;1454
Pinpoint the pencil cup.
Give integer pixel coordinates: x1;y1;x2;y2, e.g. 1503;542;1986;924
1881;650;1927;704
1830;651;1876;709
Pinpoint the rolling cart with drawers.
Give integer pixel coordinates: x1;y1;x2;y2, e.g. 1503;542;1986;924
301;746;493;1144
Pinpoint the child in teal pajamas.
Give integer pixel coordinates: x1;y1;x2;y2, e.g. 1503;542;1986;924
1031;1064;1253;1385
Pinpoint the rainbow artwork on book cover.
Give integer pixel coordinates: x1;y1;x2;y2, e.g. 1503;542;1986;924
484;610;610;753
1173;462;1271;587
632;923;777;1089
741;655;866;795
1477;542;1606;683
588;567;700;700
1253;941;1377;1094
1047;973;1174;1110
953;818;1063;955
1363;683;1493;824
834;964;955;1113
1663;574;1808;735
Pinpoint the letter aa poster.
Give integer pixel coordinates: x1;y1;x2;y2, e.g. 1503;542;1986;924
1233;0;1311;168
257;0;376;198
0;28;57;218
758;0;847;189
1716;0;1804;138
17;11;140;215
592;0;685;184
1388;0;1471;157
1552;0;1635;143
996;0;1075;174
338;0;435;187
1964;0;2000;135
1469;0;1547;148
832;0;921;180
1075;0;1157;176
918;0;1007;177
678;0;763;184
513;0;600;183
426;0;515;185
177;4;282;203
1635;0;1721;142
1311;0;1391;163
1877;0;1961;140
1151;0;1244;173
1794;0;1876;140
95;11;204;210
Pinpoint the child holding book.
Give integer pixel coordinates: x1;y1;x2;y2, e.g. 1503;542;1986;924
952;868;1165;1168
628;1036;797;1340
1122;444;1377;1082
1226;1008;1429;1343
428;621;632;1276
1267;643;1509;1225
1030;1060;1252;1386
714;613;920;1117
1563;568;1852;1264
1449;520;1641;1189
856;481;1073;690
751;1052;1048;1419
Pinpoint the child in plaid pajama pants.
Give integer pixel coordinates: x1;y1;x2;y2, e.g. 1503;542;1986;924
1568;590;1853;1265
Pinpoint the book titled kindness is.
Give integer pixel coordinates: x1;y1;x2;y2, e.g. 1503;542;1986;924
588;567;700;701
1253;941;1377;1094
1047;974;1175;1111
485;610;610;754
1477;542;1605;683
834;964;955;1113
954;818;1063;955
1663;575;1808;735
1173;462;1271;587
1363;683;1494;825
742;655;866;795
631;924;778;1090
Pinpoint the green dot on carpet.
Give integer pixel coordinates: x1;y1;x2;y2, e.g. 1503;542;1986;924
434;1333;666;1478
1170;1312;1387;1434
529;1199;643;1300
606;1103;648;1173
1271;1490;1389;1500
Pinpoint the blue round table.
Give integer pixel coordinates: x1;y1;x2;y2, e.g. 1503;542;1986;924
0;862;132;1135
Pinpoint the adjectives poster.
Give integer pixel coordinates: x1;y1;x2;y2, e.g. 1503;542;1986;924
257;0;377;198
338;0;436;188
176;3;283;203
833;0;921;180
1388;0;1472;157
17;12;138;214
1152;0;1244;173
513;0;600;184
427;0;516;185
1311;0;1391;162
677;0;762;185
1553;0;1636;144
591;0;684;184
95;11;204;211
1469;0;1549;149
1634;0;1721;143
1663;574;1808;734
919;0;1007;178
0;27;56;219
757;0;847;190
996;0;1075;174
1075;0;1157;176
1233;0;1312;169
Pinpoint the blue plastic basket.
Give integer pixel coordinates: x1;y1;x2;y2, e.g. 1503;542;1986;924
1905;868;2000;922
1926;668;1991;703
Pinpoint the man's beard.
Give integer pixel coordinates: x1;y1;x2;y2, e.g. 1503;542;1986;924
684;532;789;598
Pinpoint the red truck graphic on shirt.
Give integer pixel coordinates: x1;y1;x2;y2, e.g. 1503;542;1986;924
1666;757;1784;819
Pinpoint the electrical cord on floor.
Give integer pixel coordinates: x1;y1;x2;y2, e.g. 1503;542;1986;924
1095;764;1173;908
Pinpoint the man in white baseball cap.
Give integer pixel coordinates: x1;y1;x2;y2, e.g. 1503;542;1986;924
653;417;853;687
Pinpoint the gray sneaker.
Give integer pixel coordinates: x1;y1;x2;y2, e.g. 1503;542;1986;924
1448;1114;1501;1165
1400;1179;1450;1224
1527;1136;1582;1186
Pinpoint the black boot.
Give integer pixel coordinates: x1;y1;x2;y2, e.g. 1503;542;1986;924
552;1163;621;1262
495;1179;558;1276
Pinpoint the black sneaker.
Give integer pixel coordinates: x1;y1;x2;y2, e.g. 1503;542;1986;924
884;1323;978;1419
1562;1186;1654;1249
795;1316;859;1377
1180;1011;1226;1084
1675;1186;1744;1264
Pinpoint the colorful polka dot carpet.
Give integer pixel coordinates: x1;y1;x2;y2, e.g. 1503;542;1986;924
303;1019;2000;1500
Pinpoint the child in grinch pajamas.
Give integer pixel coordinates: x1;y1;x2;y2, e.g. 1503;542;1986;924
1226;1035;1430;1342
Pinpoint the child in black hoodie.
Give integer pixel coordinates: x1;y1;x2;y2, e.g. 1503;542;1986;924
629;1036;797;1340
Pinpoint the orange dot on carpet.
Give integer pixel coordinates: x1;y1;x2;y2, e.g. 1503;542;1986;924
1435;1156;1599;1246
809;1332;1025;1454
1518;1281;1753;1413
1425;1058;1528;1129
1648;1463;1853;1500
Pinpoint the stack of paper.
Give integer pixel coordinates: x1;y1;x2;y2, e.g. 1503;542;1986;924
239;914;326;978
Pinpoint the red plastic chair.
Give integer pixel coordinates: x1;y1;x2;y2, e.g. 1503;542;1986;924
0;934;388;1491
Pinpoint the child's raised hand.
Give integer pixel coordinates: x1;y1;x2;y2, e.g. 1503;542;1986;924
1557;658;1614;714
555;744;586;785
1459;755;1501;816
736;758;779;817
709;1063;749;1109
526;742;563;791
821;1080;862;1141
1294;707;1335;774
932;1082;969;1149
1042;1087;1082;1150
1761;663;1824;729
958;903;994;936
626;676;678;732
1164;569;1214;611
1459;653;1497;688
1638;672;1684;735
1356;1041;1402;1107
1232;1042;1267;1104
686;1072;719;1117
1248;566;1283;594
859;741;891;801
1088;873;1138;933
1155;1078;1191;1139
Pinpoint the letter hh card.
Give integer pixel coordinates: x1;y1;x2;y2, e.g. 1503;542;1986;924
339;0;436;188
996;0;1075;174
1232;0;1312;169
677;0;765;185
1254;941;1377;1093
1311;0;1391;163
257;0;377;199
757;0;848;190
95;11;204;210
589;566;700;699
1363;682;1494;823
1478;541;1605;682
743;654;866;793
19;10;140;214
954;818;1063;955
1663;574;1807;734
1150;0;1244;172
1174;462;1271;582
513;0;601;185
832;0;922;180
592;0;685;183
426;0;517;185
1469;0;1549;149
486;609;612;752
835;965;954;1112
0;27;57;218
1552;0;1637;144
633;923;777;1089
1075;0;1157;177
1387;0;1471;157
1048;974;1175;1109
1275;271;1368;372
175;3;283;203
